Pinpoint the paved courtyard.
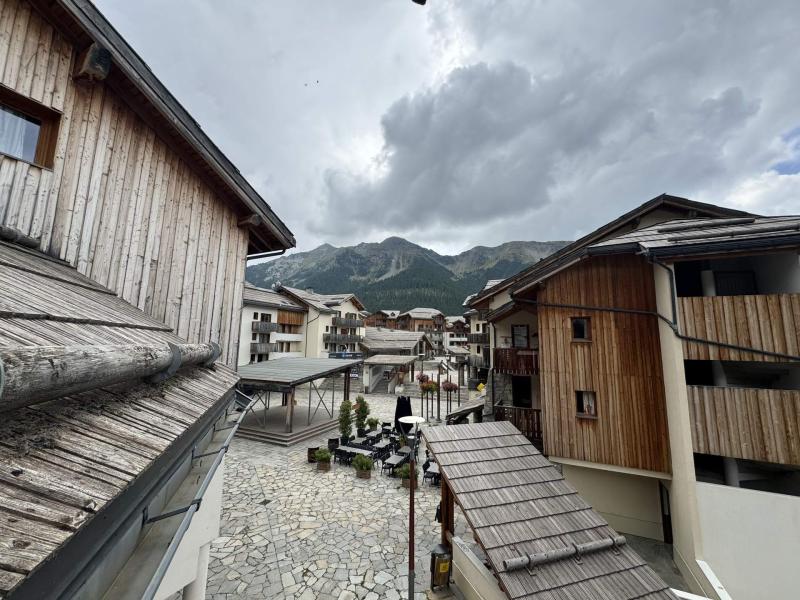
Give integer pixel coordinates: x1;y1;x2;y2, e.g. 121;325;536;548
205;392;480;600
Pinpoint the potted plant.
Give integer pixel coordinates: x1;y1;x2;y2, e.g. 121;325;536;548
397;463;418;488
354;395;370;437
339;398;353;445
366;417;380;432
352;454;374;479
315;448;332;472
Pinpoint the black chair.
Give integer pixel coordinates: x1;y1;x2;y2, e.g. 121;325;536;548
327;438;339;452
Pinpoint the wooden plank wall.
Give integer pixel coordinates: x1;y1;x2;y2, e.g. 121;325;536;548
537;255;671;473
0;0;248;365
688;385;800;466
678;294;800;363
278;310;304;326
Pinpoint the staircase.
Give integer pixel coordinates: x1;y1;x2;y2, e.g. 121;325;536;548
236;418;339;447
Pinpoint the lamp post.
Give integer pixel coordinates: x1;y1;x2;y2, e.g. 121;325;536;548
399;415;425;600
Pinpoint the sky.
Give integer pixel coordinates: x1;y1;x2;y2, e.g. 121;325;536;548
96;0;800;256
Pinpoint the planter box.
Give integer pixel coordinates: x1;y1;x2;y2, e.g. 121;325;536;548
308;447;319;463
317;461;331;472
401;478;411;488
356;469;371;480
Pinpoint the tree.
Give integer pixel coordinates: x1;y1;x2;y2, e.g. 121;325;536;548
339;398;353;442
354;395;370;431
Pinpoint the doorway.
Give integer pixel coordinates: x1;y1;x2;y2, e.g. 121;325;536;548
511;376;532;408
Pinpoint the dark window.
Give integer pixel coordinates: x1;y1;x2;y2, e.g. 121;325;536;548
571;317;590;340
253;312;258;320
0;86;60;168
250;354;255;363
512;325;528;348
576;390;597;418
714;271;757;296
251;333;256;341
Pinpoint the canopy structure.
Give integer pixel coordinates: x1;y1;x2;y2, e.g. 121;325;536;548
237;358;363;445
363;354;417;367
424;421;676;600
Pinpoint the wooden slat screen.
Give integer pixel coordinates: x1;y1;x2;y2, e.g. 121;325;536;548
278;310;304;326
688;385;800;466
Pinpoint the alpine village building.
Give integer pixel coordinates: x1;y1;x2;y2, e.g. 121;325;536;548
0;1;293;598
469;194;800;600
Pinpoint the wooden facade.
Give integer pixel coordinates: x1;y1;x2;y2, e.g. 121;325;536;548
0;0;253;365
688;385;800;466
678;293;800;362
536;254;671;473
278;309;305;326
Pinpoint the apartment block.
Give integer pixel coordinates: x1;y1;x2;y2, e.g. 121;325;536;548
238;283;307;365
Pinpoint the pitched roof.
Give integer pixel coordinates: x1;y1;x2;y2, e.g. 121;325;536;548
468;194;753;306
375;309;400;318
243;283;305;311
399;307;443;319
424;422;676;600
589;215;800;258
278;285;365;312
43;0;294;252
360;327;433;353
445;316;466;325
0;240;238;595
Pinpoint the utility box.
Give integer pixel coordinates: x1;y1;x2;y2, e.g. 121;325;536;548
430;544;451;590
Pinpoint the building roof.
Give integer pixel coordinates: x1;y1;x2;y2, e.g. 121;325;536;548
398;307;444;319
363;354;417;366
278;285;366;313
374;309;400;318
42;0;294;252
446;345;470;355
445;316;466;325
424;422;676;600
237;357;362;388
468;194;753;307
0;239;238;596
243;283;305;311
360;327;433;353
589;215;800;258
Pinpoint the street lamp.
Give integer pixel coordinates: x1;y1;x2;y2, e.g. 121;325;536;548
399;415;426;599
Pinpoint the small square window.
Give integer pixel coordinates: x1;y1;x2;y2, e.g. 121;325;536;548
0;87;61;168
571;317;591;341
576;391;597;418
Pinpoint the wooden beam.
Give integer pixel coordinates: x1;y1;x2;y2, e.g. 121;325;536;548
285;387;295;433
441;479;454;549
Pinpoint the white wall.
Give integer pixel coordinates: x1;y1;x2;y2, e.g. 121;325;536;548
450;537;506;600
696;482;800;600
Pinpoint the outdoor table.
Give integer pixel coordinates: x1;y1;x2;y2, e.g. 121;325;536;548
341;445;375;458
373;439;390;449
397;446;412;455
352;437;367;445
381;453;407;475
424;462;440;485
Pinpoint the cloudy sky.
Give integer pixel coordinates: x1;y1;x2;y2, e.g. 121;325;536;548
96;0;800;255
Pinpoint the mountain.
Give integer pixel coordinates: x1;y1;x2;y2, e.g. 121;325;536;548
246;237;570;315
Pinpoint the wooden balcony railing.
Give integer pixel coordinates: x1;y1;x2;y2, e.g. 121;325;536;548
678;293;800;362
332;316;364;328
494;405;543;449
688;385;800;466
250;342;279;354
251;321;280;333
467;333;489;344
323;333;363;344
494;348;539;374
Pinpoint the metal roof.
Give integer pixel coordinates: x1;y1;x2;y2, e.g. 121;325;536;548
424;421;676;600
399;307;443;319
0;240;238;596
361;327;432;353
243;283;305;311
589;215;800;258
363;354;417;366
237;357;362;387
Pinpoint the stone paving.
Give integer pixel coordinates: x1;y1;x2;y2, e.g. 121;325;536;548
205;391;481;600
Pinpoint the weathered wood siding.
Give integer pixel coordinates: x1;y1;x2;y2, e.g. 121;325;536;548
688;385;800;466
538;255;671;473
0;0;248;365
678;294;800;363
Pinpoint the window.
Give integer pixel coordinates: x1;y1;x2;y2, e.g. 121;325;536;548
511;325;528;348
325;325;329;332
251;333;256;341
250;354;255;363
260;313;271;322
576;391;597;418
253;312;258;320
0;86;60;168
571;317;591;341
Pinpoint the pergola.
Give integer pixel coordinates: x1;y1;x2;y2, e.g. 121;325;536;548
237;358;362;440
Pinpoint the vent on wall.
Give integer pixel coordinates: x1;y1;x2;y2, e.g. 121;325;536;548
74;43;112;81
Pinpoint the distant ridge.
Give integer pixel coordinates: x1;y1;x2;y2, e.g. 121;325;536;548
246;237;569;315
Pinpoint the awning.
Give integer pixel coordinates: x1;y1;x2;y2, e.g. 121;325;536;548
363;355;417;366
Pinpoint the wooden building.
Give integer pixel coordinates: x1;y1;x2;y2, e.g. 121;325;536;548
364;308;400;329
0;1;294;598
470;195;800;600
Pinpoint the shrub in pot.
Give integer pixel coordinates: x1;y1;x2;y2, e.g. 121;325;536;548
352;454;374;479
366;417;380;431
315;448;332;472
354;395;369;436
397;463;418;488
338;398;353;444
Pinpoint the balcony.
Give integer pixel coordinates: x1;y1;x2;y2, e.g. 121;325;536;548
494;348;539;375
494;405;543;449
251;321;279;333
467;333;489;344
332;316;364;328
250;342;279;354
323;333;363;344
688;385;800;465
271;332;303;343
678;293;800;362
468;354;486;369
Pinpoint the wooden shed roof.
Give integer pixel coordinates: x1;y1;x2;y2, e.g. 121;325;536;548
0;240;239;596
424;421;676;600
363;354;416;366
237;357;362;387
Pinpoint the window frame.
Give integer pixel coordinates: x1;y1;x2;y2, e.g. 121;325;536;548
571;317;591;342
0;84;61;169
511;324;529;349
575;390;598;419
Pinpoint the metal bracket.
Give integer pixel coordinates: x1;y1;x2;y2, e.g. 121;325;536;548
146;342;182;384
203;342;221;368
145;498;201;524
573;543;583;564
